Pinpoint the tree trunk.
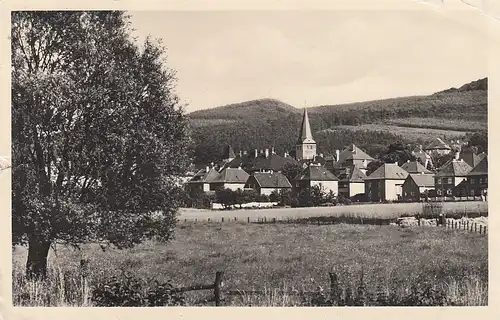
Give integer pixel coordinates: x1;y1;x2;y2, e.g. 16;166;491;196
26;236;51;280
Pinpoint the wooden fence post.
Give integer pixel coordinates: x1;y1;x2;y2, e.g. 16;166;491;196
221;217;224;223
234;217;237;222
474;223;477;233
272;217;276;223
466;220;469;231
329;271;340;305
195;218;198;223
208;218;211;223
484;226;487;235
264;217;267;223
247;217;250;223
214;271;224;306
479;225;483;234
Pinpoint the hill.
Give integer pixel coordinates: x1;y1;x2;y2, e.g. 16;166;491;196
188;78;487;165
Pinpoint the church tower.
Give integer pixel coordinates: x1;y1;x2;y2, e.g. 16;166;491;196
295;108;317;161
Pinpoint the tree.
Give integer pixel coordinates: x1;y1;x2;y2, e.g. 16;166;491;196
282;162;303;182
12;11;191;279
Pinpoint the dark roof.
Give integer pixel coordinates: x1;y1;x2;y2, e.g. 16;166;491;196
188;167;219;184
478;152;487;161
435;159;472;177
337;165;367;182
424;138;451;150
365;163;409;180
334;144;374;169
295;164;339;181
460;150;481;168
250;172;292;188
467;157;487;176
250;153;300;172
407;173;434;187
212;168;249;183
222;145;236;159
401;161;431;174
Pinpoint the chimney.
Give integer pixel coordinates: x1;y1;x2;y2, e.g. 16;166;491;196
254;149;258;158
265;148;269;158
243;150;248;155
271;146;275;154
260;149;263;155
455;151;460;160
239;150;242;157
407;160;410;163
206;166;209;172
284;152;288;158
424;159;429;169
352;144;356;153
336;149;340;161
319;153;324;158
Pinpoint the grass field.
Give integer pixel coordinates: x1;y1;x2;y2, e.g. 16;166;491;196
179;201;488;221
12;222;488;306
384;117;486;132
332;124;468;141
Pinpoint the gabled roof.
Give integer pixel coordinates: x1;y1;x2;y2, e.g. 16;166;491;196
188;167;219;184
401;161;431;174
460;150;481;168
295;164;339;181
478;152;487;162
250;153;300;172
335;144;374;168
250;172;292;189
337;165;367;182
407;173;434;187
297;108;315;144
424;138;452;151
364;163;409;180
212;168;249;184
435;159;472;177
467;157;487;176
222;144;236;159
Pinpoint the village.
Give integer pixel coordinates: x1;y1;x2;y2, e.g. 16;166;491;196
184;108;488;207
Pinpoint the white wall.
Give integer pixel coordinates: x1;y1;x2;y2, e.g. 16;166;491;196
224;183;246;191
384;180;405;201
349;182;365;197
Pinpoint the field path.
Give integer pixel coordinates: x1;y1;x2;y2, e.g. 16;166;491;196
179;201;487;221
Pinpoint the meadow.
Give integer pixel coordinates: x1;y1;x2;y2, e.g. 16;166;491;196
334;124;467;141
179;201;488;222
12;221;488;306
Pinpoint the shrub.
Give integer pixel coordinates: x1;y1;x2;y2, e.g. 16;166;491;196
91;273;185;306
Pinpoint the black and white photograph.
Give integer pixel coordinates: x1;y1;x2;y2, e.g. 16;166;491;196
4;0;494;311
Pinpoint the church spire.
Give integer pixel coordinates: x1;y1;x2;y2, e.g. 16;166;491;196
298;108;314;143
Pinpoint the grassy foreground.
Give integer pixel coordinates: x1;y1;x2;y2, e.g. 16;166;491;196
12;223;488;306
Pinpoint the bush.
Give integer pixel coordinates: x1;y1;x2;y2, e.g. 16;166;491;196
92;273;185;306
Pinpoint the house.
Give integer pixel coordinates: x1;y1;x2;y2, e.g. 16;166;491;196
401;160;432;174
465;156;488;198
364;163;409;202
186;165;219;193
210;167;250;191
423;138;452;156
336;165;367;198
402;173;435;201
433;156;472;197
244;172;292;196
333;144;374;174
294;163;339;194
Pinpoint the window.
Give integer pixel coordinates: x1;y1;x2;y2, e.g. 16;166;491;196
446;189;452;195
471;178;475;184
485;177;488;184
470;189;475;196
447;178;453;184
437;189;442;195
479;178;483;184
437;178;442;184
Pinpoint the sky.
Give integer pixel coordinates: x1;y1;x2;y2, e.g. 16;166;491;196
128;7;488;113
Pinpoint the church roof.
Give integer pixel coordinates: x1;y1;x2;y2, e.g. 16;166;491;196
365;163;409;180
401;160;431;174
297;108;315;144
294;164;339;181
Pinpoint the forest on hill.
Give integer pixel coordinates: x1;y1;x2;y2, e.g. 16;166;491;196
188;78;488;165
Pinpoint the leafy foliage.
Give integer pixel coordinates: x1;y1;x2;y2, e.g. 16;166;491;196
91;273;186;306
12;11;190;277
